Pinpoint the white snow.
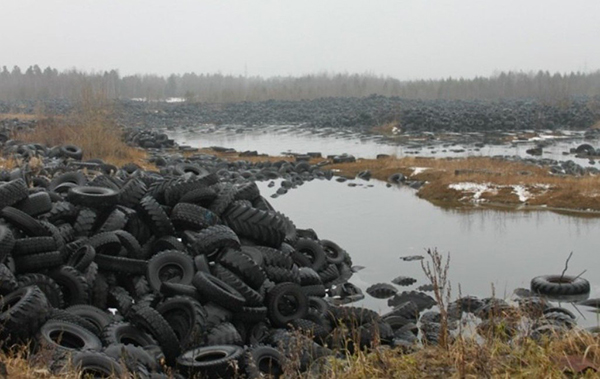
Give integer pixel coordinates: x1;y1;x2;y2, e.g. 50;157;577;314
449;182;493;200
512;185;530;202
411;167;430;176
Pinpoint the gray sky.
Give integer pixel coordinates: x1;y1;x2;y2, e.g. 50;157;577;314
2;0;599;80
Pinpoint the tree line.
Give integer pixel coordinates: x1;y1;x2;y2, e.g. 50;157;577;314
1;65;599;103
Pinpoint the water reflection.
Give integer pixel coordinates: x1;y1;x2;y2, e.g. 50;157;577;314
258;178;600;327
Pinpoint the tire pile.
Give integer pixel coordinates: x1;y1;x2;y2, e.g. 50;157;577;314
0;156;405;378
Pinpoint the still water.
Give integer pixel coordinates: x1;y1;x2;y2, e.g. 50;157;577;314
259;179;600;327
171;128;600;326
171;125;598;166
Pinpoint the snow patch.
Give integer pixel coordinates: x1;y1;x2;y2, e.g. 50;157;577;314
449;182;493;200
411;167;430;176
512;185;530;202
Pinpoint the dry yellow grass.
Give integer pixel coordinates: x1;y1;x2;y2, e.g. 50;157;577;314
325;156;600;211
10;91;154;170
0;113;40;121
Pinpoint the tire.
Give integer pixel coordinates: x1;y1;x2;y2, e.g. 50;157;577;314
151;235;186;255
73;208;98;237
0;263;18;295
0;286;50;343
47;201;78;224
101;321;158;347
95;254;147;275
213;264;264;306
187;225;240;258
129;305;181;365
179;187;218;206
103;343;159;374
17;273;65;308
67;186;119;209
118;178;147;208
97;208;127;233
107;286;134;317
47;308;102;337
71;351;124;378
234;181;261;202
1;206;50;237
0;178;29;210
164;177;211;206
192;271;246;311
16;191;52;217
138;196;175;237
60;144;83;160
48;265;89;306
66;305;114;333
0;224;15;262
531;275;590;297
36;320;102;354
320;239;346;264
170;202;219;231
114;230;143;258
66;245;96;272
155;295;208;350
245;344;285;379
176;345;244;379
209;183;237;216
14;251;64;272
295;238;327;271
223;202;286;248
266;283;308;327
264;266;301;284
146;250;195;292
257;246;293;269
219;249;266;290
206;322;243;346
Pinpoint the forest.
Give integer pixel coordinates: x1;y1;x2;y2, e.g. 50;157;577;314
1;65;600;103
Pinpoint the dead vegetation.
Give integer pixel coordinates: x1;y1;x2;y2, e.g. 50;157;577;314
325;156;600;212
8;85;153;170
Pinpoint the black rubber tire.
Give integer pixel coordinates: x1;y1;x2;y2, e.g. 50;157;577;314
66;245;96;272
179;187;218;206
176;345;244;378
146;250;195;292
0;178;29;210
155;295;208;350
107;286;134;317
71;351;125;378
97;208;127;233
66;304;114;333
138;196;175;237
47;308;102;337
16;191;52;217
17;273;64;308
164;177;211;206
1;206;50;237
320;239;347;264
118;178;147;208
257;246;293;269
60;144;83;160
49;171;87;192
47;201;78;224
295;238;327;272
223;202;286;248
151;235;186;255
219;249;266;290
73;208;98;237
101;321;158;347
234;181;261;202
264;266;301;285
0;285;50;343
103;343;159;374
36;319;102;354
212;264;264;306
187;225;240;258
531;275;590;297
298;267;322;286
95;254;147;275
48;265;89;306
266;283;308;327
206;322;243;346
114;230;143;258
209;183;237;216
245;344;285;379
129;305;181;365
0;224;16;262
170;202;219;231
14;251;64;272
192;271;246;311
67;186;119;209
86;232;121;258
0;263;18;295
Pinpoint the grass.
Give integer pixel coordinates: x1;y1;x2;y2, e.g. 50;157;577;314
325;155;600;212
7;87;153;170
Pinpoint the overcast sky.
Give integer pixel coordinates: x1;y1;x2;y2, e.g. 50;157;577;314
2;0;599;80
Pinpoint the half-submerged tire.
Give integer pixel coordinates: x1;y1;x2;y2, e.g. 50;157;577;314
531;275;590;297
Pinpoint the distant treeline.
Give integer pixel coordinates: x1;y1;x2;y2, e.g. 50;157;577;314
1;65;600;103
